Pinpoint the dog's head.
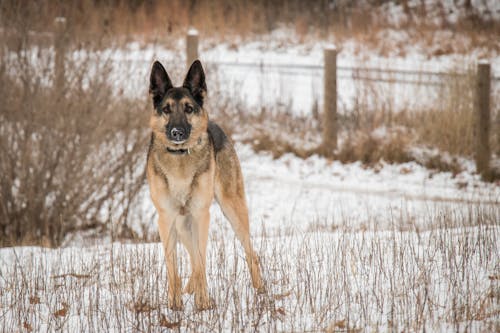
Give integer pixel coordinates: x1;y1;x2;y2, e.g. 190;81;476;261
149;60;208;150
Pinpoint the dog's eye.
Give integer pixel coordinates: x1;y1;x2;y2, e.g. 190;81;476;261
185;104;194;114
162;105;171;114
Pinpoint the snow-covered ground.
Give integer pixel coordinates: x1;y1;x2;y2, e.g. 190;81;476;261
128;143;499;239
239;144;499;231
1;222;498;331
2;11;500;330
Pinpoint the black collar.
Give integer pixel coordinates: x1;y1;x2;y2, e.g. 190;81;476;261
166;147;190;155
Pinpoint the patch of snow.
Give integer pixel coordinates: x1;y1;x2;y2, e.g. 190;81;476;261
1;225;497;331
187;27;199;36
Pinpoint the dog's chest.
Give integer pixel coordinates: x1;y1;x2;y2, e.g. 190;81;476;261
150;147;213;210
166;171;194;205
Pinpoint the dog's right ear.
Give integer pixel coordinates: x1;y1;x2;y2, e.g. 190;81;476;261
149;61;173;108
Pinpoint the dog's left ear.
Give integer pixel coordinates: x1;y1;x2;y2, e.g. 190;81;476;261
183;60;207;107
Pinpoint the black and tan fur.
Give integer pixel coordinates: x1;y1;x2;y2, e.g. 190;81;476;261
147;60;265;310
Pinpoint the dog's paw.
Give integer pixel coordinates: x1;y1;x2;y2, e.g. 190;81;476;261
256;284;267;295
195;296;215;311
168;296;184;311
252;278;267;294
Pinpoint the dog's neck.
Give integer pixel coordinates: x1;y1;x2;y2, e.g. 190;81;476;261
161;136;205;156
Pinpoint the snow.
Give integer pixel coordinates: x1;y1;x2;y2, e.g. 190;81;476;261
237;144;498;231
187;28;199;36
380;0;500;26
53;17;66;24
1;225;498;331
2;7;500;330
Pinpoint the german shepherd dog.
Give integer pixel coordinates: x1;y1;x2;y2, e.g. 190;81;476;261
147;60;265;310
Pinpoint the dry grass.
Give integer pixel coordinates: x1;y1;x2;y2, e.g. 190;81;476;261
407;69;477;157
1;1;499;49
0;204;498;331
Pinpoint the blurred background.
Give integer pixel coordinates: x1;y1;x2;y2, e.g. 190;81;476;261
1;0;499;247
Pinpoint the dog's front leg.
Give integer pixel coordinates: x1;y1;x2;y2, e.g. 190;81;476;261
185;208;214;311
157;213;183;310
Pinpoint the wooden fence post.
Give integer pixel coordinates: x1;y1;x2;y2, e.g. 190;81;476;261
475;61;490;178
322;47;337;154
186;28;199;68
54;17;67;93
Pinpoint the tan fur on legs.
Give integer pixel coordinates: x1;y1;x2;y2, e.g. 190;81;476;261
181;218;209;297
190;209;213;310
157;214;183;310
183;274;195;295
176;210;214;310
215;189;265;293
177;210;211;309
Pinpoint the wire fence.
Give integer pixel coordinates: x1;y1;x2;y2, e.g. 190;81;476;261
200;49;497;175
209;60;500;86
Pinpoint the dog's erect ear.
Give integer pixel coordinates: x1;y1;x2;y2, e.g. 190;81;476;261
183;60;207;107
149;61;173;108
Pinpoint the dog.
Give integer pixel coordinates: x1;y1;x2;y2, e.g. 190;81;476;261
147;60;265;310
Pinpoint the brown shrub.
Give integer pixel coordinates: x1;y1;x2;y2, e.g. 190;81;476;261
335;129;412;165
1;1;498;46
411;70;476;157
0;23;149;247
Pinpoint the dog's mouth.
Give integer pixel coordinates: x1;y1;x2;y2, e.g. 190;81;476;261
163;134;204;156
166;147;190;155
165;135;190;154
170;139;187;145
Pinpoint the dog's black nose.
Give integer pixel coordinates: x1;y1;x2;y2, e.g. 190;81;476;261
170;127;186;141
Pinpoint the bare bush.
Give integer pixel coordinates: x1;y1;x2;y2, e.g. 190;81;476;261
0;18;149;247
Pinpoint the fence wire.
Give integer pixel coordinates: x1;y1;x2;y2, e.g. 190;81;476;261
208;61;500;86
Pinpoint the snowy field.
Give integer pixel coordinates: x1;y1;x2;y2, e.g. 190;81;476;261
0;222;498;331
1;144;499;332
2;20;500;331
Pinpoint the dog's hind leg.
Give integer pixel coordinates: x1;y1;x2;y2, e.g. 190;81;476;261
157;213;183;310
215;175;265;293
